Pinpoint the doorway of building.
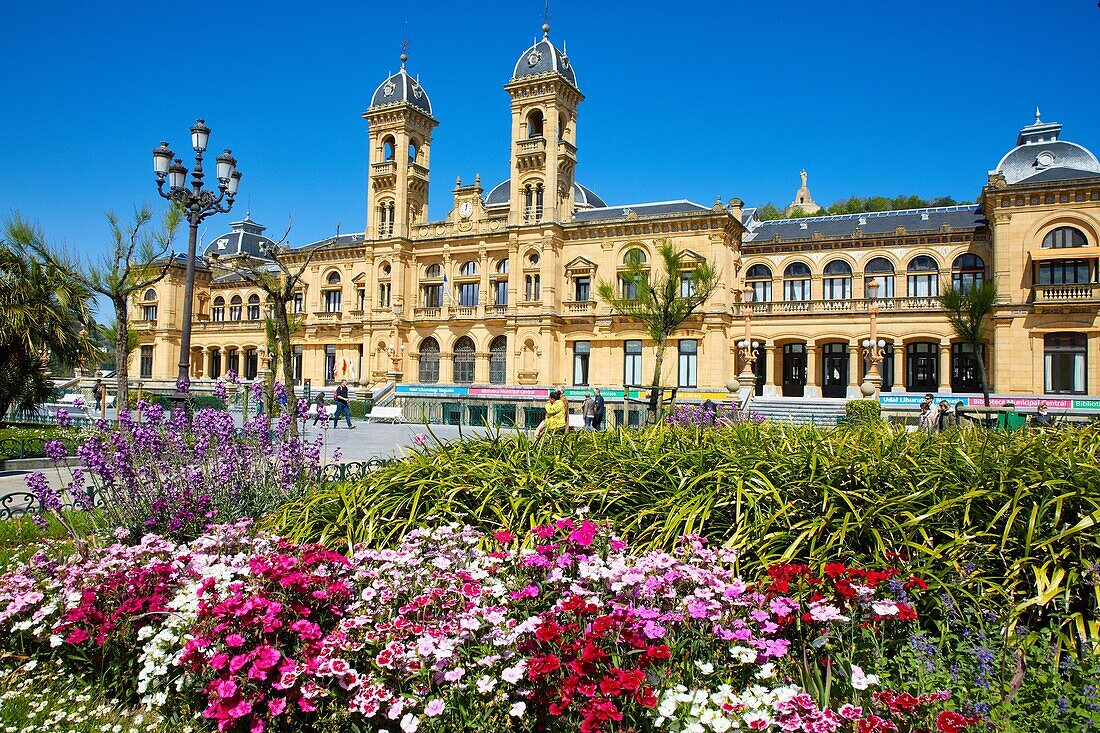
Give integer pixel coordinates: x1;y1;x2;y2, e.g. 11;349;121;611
822;343;849;398
782;343;807;397
906;342;939;392
753;344;767;396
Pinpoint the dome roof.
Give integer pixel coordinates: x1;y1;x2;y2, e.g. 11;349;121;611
994;112;1100;185
369;55;433;116
511;24;577;89
484;180;606;210
203;215;278;258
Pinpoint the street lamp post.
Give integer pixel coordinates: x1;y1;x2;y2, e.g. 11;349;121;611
152;120;242;416
860;278;885;397
737;288;760;391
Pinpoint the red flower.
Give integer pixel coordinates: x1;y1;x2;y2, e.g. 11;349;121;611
493;530;515;544
936;711;980;733
527;653;562;679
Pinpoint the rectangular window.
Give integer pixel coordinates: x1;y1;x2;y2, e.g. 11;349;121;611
139;345;153;379
244;349;258;380
624;340;643;386
142;305;157;321
324;289;342;313
678;339;698;388
751;280;772;303
357;289;366;311
1046;351;1086;394
1037;260;1092;285
458;282;479;307
293;292;304;313
423;284;443;308
325;345;338;384
378;283;391;308
907;274;939;298
227;349;239;375
212;305;225;322
525;274;541;301
573;341;591;386
575;276;591;301
230;304;242;321
783;279;811;301
822;277;851;300
621;276;639;300
680;272;696;298
866;275;894;299
292;346;303;385
247;303;260;320
494;280;508;306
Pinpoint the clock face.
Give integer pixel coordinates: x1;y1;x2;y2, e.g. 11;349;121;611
459;201;473;219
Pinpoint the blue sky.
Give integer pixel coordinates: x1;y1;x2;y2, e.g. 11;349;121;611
2;0;1098;266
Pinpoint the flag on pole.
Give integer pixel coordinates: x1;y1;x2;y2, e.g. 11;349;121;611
342;359;348;375
443;274;453;305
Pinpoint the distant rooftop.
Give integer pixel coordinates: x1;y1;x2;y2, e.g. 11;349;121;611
743;204;987;243
572;199;712;223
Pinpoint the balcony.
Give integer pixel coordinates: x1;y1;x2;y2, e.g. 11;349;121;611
409;162;430;182
1033;283;1100;305
312;311;343;323
735;296;942;317
563;300;595;315
371;160;397;176
412;307;442;319
131;319;158;331
486;304;509;318
516;137;546;154
453;306;478;318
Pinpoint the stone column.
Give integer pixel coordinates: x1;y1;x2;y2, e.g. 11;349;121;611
805;344;819;397
938;341;952;393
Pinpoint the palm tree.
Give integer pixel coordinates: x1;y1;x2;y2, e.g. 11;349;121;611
0;244;99;422
6;207;181;413
940;280;998;407
597;240;721;421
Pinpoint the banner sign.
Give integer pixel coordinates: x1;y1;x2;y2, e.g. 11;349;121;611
880;393;1093;411
395;385;640;401
395;385;469;398
469;386;549;399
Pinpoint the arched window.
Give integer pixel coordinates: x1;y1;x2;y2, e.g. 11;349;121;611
379;262;391;278
453;336;475;384
143;289;157;301
783;262;812;301
822;260;852;301
229;295;243;321
951;253;986;292
323;274;342;313
459;261;478;277
864;257;895;298
526;251;540;268
1045;332;1087;394
382;136;395;161
247;293;261;321
408;138;418;162
489;336;507;384
624;248;647;266
558;113;567;141
326;271;342;285
212;296;225;322
907;256;939;297
746;264;772;303
378;200;395;236
418;338;440;384
425;263;442;278
496;259;509;274
527;109;544;139
1042;226;1088;249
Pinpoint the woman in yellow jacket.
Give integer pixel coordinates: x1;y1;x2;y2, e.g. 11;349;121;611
534;390;567;439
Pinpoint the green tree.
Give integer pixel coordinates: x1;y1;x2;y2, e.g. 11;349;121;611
0;243;99;422
208;221;338;436
597;240;721;421
940;280;998;406
756;203;784;221
7;207;182;414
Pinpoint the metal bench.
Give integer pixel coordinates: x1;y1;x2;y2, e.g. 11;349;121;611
366;406;406;423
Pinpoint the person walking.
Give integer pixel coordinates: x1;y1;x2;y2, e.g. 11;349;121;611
936;400;951;431
581;392;595;430
92;379;106;415
1033;401;1054;428
332;379;354;429
918;402;935;433
592;387;606;430
533;390;567;440
313;392;328;426
559;387;571;434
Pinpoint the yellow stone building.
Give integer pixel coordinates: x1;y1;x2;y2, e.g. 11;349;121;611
130;28;1100;418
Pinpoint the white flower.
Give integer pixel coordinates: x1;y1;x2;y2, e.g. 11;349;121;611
695;660;714;675
872;601;899;616
851;664;881;690
400;713;420;733
509;701;526;717
755;662;776;679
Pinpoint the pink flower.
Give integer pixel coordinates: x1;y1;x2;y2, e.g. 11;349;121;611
215;679;238;699
268;697;287;716
444;667;466;682
425;698;446;717
493;530;515;544
839;704;863;720
225;633;245;648
851;664;881;690
228;700;252;719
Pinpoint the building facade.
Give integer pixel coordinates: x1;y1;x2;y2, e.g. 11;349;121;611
130;29;1100;408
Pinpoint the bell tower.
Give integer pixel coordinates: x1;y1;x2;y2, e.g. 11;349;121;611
505;23;583;225
364;53;438;240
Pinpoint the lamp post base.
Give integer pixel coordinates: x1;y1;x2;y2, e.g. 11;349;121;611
168;389;192;422
860;374;882;398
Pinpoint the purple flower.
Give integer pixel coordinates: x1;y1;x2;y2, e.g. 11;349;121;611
55;408;72;427
44;440;68;461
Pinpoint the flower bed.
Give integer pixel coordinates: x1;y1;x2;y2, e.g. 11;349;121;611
0;518;989;733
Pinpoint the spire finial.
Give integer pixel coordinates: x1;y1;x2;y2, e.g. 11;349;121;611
1035;106;1041;124
542;0;551;36
400;22;410;67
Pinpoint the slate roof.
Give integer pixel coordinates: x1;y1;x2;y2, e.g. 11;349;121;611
203;216;279;258
572;200;711;223
512;27;578;89
742;205;987;244
1015;166;1100;184
369;64;433;117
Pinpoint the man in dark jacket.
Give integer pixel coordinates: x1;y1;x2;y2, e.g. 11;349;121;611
333;380;354;429
592;388;606;430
